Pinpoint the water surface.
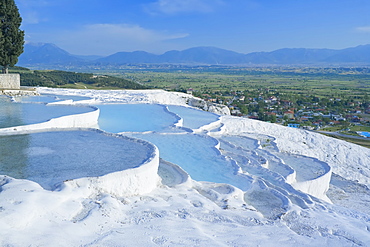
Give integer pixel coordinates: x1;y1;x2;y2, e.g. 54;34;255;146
18;94;92;104
0;99;94;129
97;104;179;133
132;132;251;190
167;105;219;129
0;130;152;190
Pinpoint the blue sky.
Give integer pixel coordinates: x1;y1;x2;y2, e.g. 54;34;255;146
15;0;370;56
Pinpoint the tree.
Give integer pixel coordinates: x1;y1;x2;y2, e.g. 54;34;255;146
0;0;24;74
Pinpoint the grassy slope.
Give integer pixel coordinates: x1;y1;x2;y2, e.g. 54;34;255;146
9;67;147;90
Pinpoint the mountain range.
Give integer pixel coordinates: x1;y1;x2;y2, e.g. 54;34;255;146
17;43;370;67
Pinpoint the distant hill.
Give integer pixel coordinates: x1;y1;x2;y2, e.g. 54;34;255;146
244;48;339;64
96;51;159;64
74;54;104;61
18;43;84;65
17;43;370;67
161;47;248;64
94;47;248;64
323;44;370;63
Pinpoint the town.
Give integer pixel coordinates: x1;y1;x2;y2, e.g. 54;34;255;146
194;88;370;130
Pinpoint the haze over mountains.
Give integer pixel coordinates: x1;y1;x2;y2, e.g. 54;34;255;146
17;42;370;68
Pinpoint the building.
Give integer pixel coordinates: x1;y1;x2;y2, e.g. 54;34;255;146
0;74;20;89
283;110;295;119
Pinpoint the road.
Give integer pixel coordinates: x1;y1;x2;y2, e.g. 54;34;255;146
317;131;370;141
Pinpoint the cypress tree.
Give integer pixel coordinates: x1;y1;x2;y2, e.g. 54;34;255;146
0;0;24;74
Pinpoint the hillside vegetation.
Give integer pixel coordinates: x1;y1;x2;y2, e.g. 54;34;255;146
8;67;147;90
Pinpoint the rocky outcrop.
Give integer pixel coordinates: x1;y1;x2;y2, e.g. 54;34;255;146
188;98;230;115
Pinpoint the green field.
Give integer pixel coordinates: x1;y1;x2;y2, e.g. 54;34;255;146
11;66;370;100
90;66;370;100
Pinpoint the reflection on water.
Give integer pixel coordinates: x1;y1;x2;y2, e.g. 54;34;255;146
1;94;252;191
0;130;152;190
19;94;92;104
0;96;25;128
132;132;251;190
97;104;179;133
0;134;30;178
0;98;94;129
167;105;220;129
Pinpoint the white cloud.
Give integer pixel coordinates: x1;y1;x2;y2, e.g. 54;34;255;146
85;24;187;42
21;11;45;25
55;23;189;55
145;0;224;15
16;0;50;25
356;26;370;33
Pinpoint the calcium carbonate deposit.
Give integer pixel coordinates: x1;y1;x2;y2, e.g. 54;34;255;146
0;88;369;246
